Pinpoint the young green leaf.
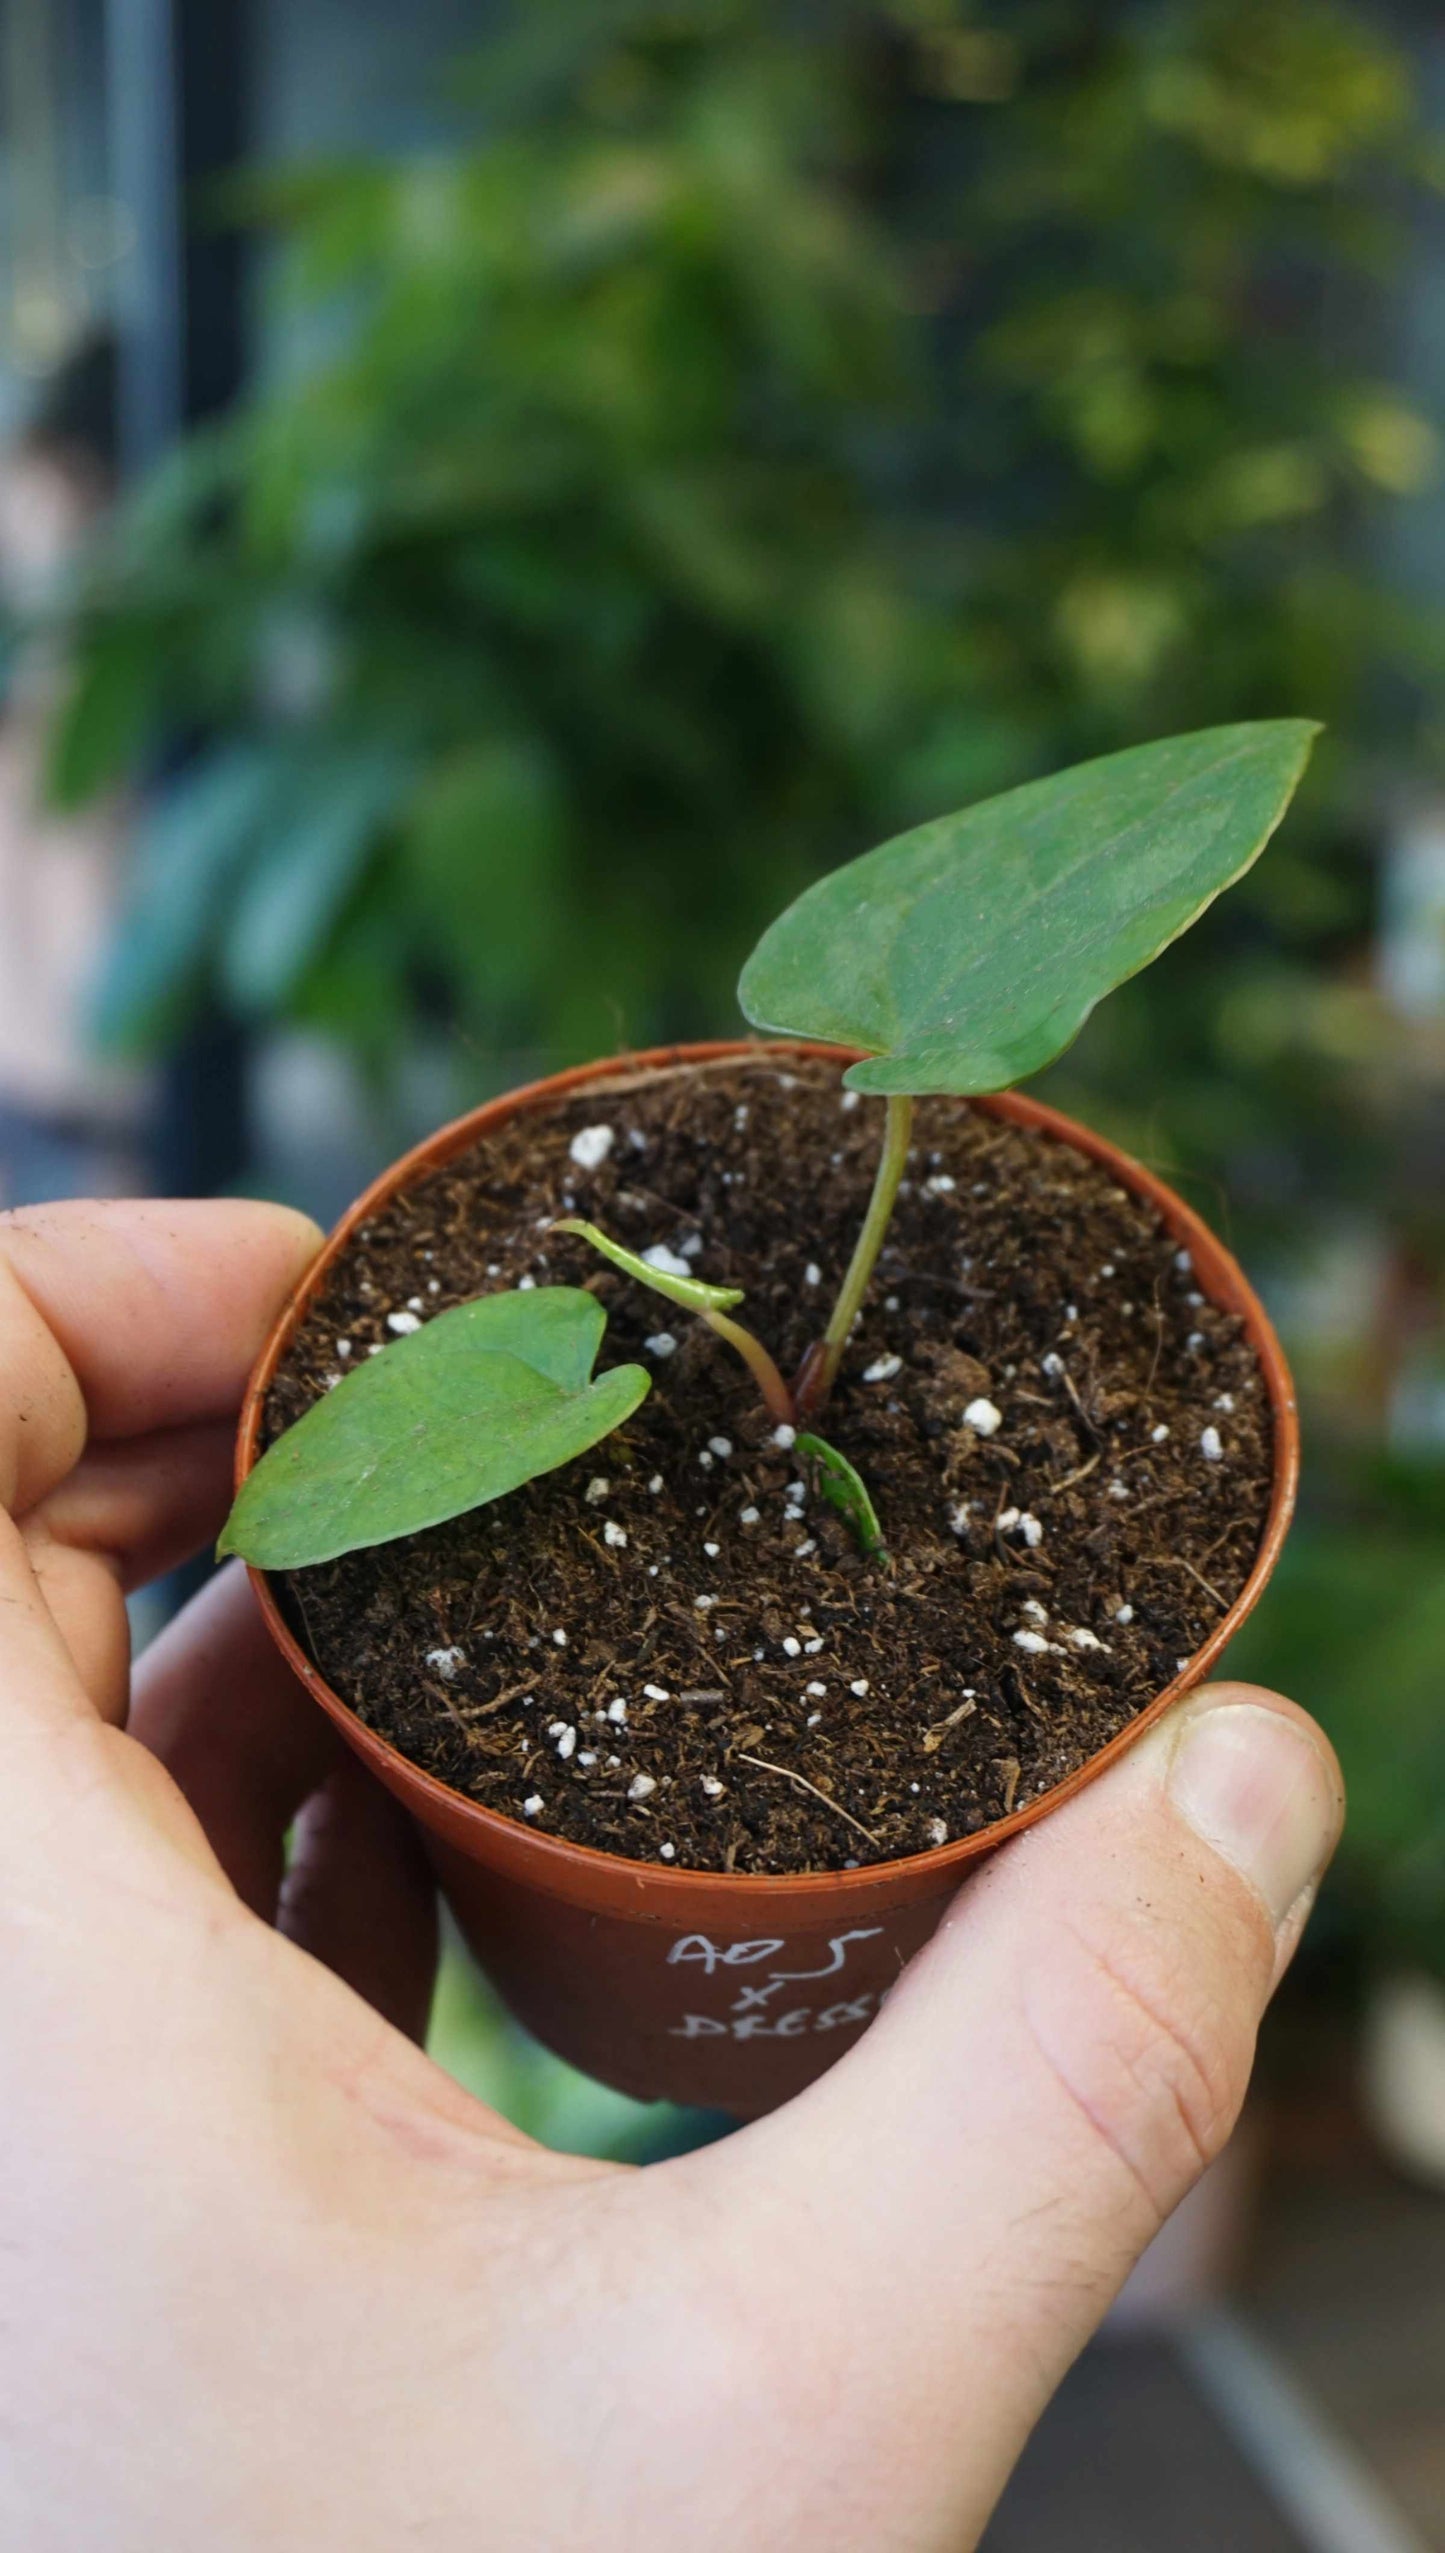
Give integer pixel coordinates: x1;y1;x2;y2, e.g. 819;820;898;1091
219;1288;648;1569
553;1218;745;1313
794;1432;887;1561
738;721;1318;1095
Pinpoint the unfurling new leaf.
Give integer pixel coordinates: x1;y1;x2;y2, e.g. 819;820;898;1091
795;1432;887;1561
555;1216;795;1420
552;1217;745;1313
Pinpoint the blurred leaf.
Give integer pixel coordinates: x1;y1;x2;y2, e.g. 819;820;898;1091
45;633;160;810
289;857;420;1072
221;744;409;1015
400;739;566;1021
1232;1520;1445;1966
94;745;285;1049
1339;394;1440;496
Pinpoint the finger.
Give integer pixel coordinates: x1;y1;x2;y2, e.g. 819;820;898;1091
20;1532;131;1722
700;1683;1343;2548
0;1199;319;1518
0;1191;312;1739
129;1565;343;1917
0;1509;104;1734
17;1425;237;1725
136;1568;440;2034
24;1420;237;1591
279;1757;440;2043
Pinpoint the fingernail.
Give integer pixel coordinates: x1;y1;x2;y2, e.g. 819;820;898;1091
1167;1702;1342;1931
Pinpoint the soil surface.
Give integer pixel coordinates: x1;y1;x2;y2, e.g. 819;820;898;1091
265;1052;1273;1875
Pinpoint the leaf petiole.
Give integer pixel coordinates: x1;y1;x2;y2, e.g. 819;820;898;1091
697;1306;796;1426
796;1092;912;1421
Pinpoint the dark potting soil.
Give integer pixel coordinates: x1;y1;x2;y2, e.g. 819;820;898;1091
264;1053;1274;1877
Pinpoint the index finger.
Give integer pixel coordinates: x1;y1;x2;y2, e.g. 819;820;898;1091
0;1199;320;1516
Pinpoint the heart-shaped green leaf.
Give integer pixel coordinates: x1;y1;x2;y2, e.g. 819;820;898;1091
738;721;1318;1094
553;1218;745;1313
219;1287;649;1569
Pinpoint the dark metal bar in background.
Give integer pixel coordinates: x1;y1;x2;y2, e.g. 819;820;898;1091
103;0;252;1193
102;0;182;472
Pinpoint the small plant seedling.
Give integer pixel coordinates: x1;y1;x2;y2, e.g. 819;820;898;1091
794;1434;888;1563
222;719;1317;1568
549;1218;795;1425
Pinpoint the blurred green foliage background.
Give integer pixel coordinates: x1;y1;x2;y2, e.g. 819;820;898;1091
41;0;1445;2017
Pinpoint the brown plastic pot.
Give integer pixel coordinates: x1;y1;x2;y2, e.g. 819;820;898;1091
237;1039;1299;2119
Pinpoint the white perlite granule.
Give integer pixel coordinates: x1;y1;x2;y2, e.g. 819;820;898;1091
568;1123;615;1170
643;1243;692;1278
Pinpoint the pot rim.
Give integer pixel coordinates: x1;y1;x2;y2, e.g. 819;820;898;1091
238;1038;1299;1902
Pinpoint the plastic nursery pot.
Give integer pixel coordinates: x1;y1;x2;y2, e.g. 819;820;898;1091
237;1040;1299;2121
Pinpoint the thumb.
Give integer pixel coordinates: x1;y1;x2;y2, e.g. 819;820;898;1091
702;1683;1342;2550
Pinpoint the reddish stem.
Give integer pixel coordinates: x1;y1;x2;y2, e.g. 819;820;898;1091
791;1337;830;1425
702;1308;796;1427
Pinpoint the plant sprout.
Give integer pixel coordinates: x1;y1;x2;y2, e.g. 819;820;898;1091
549;1218;795;1427
222;719;1316;1572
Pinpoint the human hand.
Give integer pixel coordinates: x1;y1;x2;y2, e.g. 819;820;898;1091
0;1200;1342;2553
